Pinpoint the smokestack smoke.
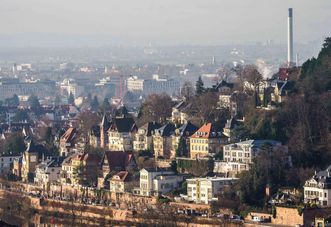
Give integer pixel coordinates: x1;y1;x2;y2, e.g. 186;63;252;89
287;8;294;66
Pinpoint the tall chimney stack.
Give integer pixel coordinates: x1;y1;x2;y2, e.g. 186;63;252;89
287;8;294;66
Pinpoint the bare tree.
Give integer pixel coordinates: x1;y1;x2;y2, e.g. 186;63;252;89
139;93;173;124
180;81;195;100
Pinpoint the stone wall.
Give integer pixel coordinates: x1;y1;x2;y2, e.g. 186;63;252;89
272;206;303;226
272;206;331;226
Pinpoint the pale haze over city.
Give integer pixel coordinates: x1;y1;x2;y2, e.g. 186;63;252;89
0;0;330;46
0;1;330;226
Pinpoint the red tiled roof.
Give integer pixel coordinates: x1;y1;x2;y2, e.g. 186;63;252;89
191;123;224;139
60;127;76;143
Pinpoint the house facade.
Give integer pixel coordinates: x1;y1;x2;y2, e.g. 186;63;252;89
190;123;228;159
89;125;100;148
133;122;161;152
108;117;137;151
0;154;21;176
171;101;190;124
304;166;331;207
34;157;64;188
186;177;238;204
59;127;77;156
60;153;77;185
98;151;136;189
12;156;22;180
170;122;198;159
109;171;132;193
139;168;182;196
21;141;44;182
222;140;289;175
153;123;176;159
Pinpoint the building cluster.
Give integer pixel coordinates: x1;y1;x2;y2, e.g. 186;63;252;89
0;71;323;211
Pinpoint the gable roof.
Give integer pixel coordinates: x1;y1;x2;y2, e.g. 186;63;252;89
26;140;45;154
174;100;187;110
110;171;130;182
177;121;198;137
141;122;162;136
108;117;137;133
100;114;111;130
214;80;234;91
310;165;331;189
101;151;135;171
224;117;242;130
90;125;100;137
60;127;76;143
191;123;224;139
73;152;99;163
155;123;176;137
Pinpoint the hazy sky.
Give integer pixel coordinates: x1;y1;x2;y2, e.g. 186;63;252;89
0;0;330;46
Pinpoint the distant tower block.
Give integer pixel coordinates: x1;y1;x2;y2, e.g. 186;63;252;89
212;56;216;65
287;8;294;66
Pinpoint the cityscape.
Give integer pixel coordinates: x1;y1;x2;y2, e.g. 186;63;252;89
0;1;330;227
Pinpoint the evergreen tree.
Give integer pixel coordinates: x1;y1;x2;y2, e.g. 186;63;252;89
176;137;188;157
5;94;20;106
195;76;205;95
90;96;99;111
68;92;75;105
12;94;20;106
101;98;111;112
28;95;42;115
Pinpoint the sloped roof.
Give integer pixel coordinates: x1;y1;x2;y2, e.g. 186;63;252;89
141;122;162;136
102;151;135;171
215;80;234;91
73;152;99;163
311;165;331;189
108;117;137;133
236;139;280;147
26;140;46;154
110;171;130;182
224;117;242;130
155;123;176;137
48;156;65;167
100;114;111;129
191;123;224;139
60;127;76;143
177;121;198;137
174;100;187;110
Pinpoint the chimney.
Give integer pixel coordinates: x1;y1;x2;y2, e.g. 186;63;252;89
287;8;294;67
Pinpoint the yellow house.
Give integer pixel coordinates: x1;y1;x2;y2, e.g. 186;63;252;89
190;123;228;159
